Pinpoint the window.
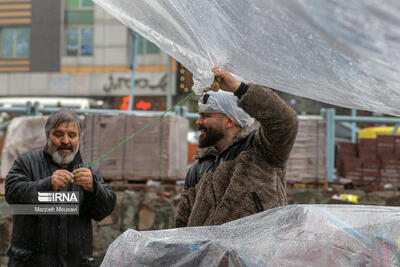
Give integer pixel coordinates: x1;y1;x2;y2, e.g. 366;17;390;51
67;0;94;8
66;28;93;56
65;0;94;56
128;31;160;56
66;11;93;24
0;28;30;58
137;34;160;55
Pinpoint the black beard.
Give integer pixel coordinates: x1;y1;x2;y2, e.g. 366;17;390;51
198;125;224;148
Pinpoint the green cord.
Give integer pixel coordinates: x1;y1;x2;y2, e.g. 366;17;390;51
66;91;195;183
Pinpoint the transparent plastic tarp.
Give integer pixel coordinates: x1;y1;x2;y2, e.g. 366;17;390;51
1;116;47;178
93;0;400;115
101;205;400;266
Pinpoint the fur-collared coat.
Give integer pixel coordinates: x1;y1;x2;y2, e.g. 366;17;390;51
175;84;298;227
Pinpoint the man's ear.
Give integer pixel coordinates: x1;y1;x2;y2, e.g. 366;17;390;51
224;117;235;129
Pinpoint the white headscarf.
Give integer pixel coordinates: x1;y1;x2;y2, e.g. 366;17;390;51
198;90;254;127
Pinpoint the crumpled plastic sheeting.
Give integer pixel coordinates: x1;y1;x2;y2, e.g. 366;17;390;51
1;116;47;178
199;90;254;127
93;0;400;115
101;205;400;266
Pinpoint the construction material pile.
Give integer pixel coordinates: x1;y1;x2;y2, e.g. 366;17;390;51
286;118;326;184
82;114;188;181
101;205;400;266
337;136;400;187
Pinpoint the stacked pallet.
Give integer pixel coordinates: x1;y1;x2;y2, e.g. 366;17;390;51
336;142;357;177
378;136;398;185
395;137;400;156
82;114;188;182
285;118;326;184
358;139;377;160
337;136;400;186
360;158;380;184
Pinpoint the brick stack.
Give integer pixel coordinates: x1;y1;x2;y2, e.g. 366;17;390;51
358;139;377;160
359;139;380;184
337;136;400;187
378;136;398;186
285;118;326;184
377;136;395;158
395;136;400;156
336;142;357;177
361;158;380;184
343;158;363;183
82;114;188;182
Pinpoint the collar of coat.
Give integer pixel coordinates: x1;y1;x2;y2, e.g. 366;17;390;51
194;126;254;159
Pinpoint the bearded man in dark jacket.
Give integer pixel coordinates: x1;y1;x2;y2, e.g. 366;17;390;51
175;68;298;227
5;109;116;267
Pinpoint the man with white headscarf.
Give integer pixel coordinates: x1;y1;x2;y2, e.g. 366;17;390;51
175;68;298;227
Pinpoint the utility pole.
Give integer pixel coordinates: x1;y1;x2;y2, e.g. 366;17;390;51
167;56;173;109
128;32;139;111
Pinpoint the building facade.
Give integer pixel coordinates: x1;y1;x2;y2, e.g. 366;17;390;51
0;0;178;110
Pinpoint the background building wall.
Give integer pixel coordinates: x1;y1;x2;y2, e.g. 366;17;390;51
0;0;176;100
0;0;32;72
30;0;61;72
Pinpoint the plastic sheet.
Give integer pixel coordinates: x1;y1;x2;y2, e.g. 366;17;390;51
93;0;400;115
101;205;400;266
1;116;48;178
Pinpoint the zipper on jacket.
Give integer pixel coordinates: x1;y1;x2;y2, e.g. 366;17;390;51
251;192;264;213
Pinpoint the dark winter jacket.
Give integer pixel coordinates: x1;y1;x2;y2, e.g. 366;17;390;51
175;84;298;227
5;148;116;267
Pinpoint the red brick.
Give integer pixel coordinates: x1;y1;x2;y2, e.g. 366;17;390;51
377;135;396;144
359;138;377;147
359;153;377;160
363;171;380;178
361;159;380;169
342;158;362;172
337;142;357;157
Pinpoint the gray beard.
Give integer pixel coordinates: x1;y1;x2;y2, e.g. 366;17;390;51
51;144;79;166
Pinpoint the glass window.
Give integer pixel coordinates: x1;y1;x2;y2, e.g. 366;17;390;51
0;28;30;58
66;10;93;24
66;28;79;56
146;42;160;54
66;27;92;56
81;28;93;56
136;34;160;55
137;34;144;54
82;0;94;7
1;29;14;58
65;0;94;57
15;28;30;58
67;0;93;8
67;0;80;8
